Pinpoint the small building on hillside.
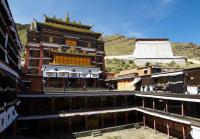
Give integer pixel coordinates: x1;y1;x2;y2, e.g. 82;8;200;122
133;38;186;66
106;66;163;91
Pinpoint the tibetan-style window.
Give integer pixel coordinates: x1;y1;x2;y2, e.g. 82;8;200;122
49;36;53;43
65;39;77;46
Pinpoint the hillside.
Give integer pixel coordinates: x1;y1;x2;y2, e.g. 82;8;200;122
16;23;28;46
103;35;135;56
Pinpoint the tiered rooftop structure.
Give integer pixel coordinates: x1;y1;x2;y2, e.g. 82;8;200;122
23;15;105;92
0;0;22;134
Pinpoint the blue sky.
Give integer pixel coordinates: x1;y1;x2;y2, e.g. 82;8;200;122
8;0;200;44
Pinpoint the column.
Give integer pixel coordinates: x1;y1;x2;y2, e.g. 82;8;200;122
153;118;156;133
142;98;145;108
125;96;128;107
50;120;54;135
166;100;168;113
101;114;104;128
135;111;138;122
143;114;146;128
24;47;30;73
85;97;87;109
113;96;116;107
85;116;88;130
69;118;72;132
93;79;97;88
167;122;170;138
182;125;186;139
12;122;17;136
153;98;155;110
51;97;55;112
101;97;104;108
181;102;185;116
125;112;128;124
69;97;72;110
38;46;44;76
114;113;117;126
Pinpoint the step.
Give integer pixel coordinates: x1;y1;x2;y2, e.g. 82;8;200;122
134;123;141;129
91;130;102;137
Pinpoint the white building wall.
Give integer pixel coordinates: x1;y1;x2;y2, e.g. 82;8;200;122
191;126;200;139
133;40;174;58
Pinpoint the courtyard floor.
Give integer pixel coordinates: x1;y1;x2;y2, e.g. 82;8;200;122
77;127;177;139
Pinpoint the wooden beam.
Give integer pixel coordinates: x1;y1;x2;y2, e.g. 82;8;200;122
50;120;54;135
85;116;88;130
143;114;146;128
181;102;185;116
12;122;17;136
85;97;87;109
69;97;72;110
125;96;128;107
153;118;156;133
101;97;104;108
101;114;104;128
182;125;186;139
125;112;128;124
153;98;155;110
51;97;55;112
142;98;145;108
167;121;170;139
114;113;117;126
69;118;72;132
114;96;116;107
166;100;168;113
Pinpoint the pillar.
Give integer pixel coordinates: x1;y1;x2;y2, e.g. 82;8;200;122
12;122;17;136
38;46;44;76
51;97;55;112
135;111;138;122
101;97;104;108
182;125;186;139
63;78;66;91
167;122;170;138
166;100;168;113
24;47;30;73
153;118;156;133
142;98;145;108
114;113;117;126
181;102;185;116
101;114;104;128
69;97;72;110
125;112;128;124
50;120;54;135
93;79;97;88
85;116;88;130
114;96;116;107
143;114;146;128
69;118;72;132
153;98;155;110
125;96;128;107
85;97;87;109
